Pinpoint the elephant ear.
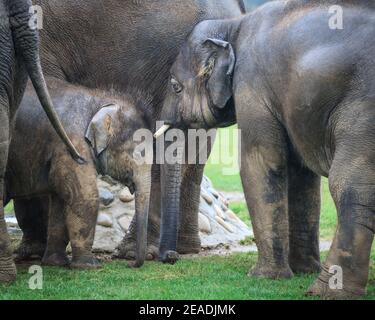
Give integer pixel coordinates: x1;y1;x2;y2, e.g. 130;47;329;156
85;104;120;156
203;38;236;109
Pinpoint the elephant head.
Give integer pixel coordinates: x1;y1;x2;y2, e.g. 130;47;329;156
9;0;84;163
85;103;151;268
160;19;239;130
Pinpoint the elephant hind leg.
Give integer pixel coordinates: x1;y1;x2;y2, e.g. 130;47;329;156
0;201;16;283
308;146;375;299
288;155;321;274
0;110;16;283
14;197;48;262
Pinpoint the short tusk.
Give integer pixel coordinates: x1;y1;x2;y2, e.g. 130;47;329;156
154;124;171;139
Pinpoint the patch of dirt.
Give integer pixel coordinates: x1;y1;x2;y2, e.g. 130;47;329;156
10;234;332;264
182;243;258;259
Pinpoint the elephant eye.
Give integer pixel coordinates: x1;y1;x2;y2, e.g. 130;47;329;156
171;77;183;94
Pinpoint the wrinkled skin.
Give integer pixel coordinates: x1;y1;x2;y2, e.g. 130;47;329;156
16;0;245;263
0;0;83;283
6;78;152;269
161;0;375;298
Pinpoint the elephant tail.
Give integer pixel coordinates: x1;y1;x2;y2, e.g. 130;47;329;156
9;0;85;164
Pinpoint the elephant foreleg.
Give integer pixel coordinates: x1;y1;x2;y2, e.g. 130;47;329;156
42;195;70;267
50;153;101;269
237;97;293;279
288;154;321;274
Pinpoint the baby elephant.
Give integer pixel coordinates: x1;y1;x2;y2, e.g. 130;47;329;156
5;78;152;268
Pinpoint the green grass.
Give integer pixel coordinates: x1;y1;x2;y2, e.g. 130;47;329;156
1;251;374;300
205;126;243;192
204;164;243;192
5;201;14;216
320;181;337;240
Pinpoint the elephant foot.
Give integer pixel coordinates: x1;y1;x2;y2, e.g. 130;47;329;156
306;278;365;300
249;263;294;279
14;241;46;263
114;236;159;261
290;257;321;274
70;255;102;269
0;256;17;283
160;250;179;265
177;234;201;254
42;252;70;267
306;266;366;300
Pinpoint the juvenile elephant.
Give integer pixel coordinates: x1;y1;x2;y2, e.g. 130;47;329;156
0;0;83;283
6;78;152;268
160;0;375;298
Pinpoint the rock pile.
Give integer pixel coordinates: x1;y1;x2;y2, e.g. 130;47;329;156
6;176;253;253
198;176;252;248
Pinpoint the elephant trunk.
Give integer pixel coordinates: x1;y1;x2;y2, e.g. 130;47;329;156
9;0;85;163
159;159;182;264
130;167;151;268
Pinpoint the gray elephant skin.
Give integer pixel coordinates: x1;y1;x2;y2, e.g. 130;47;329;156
6;78;152;269
15;0;246;264
0;0;84;283
160;0;375;299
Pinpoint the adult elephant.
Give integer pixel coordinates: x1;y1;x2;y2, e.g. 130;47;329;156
0;0;84;283
15;0;246;264
159;0;375;298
